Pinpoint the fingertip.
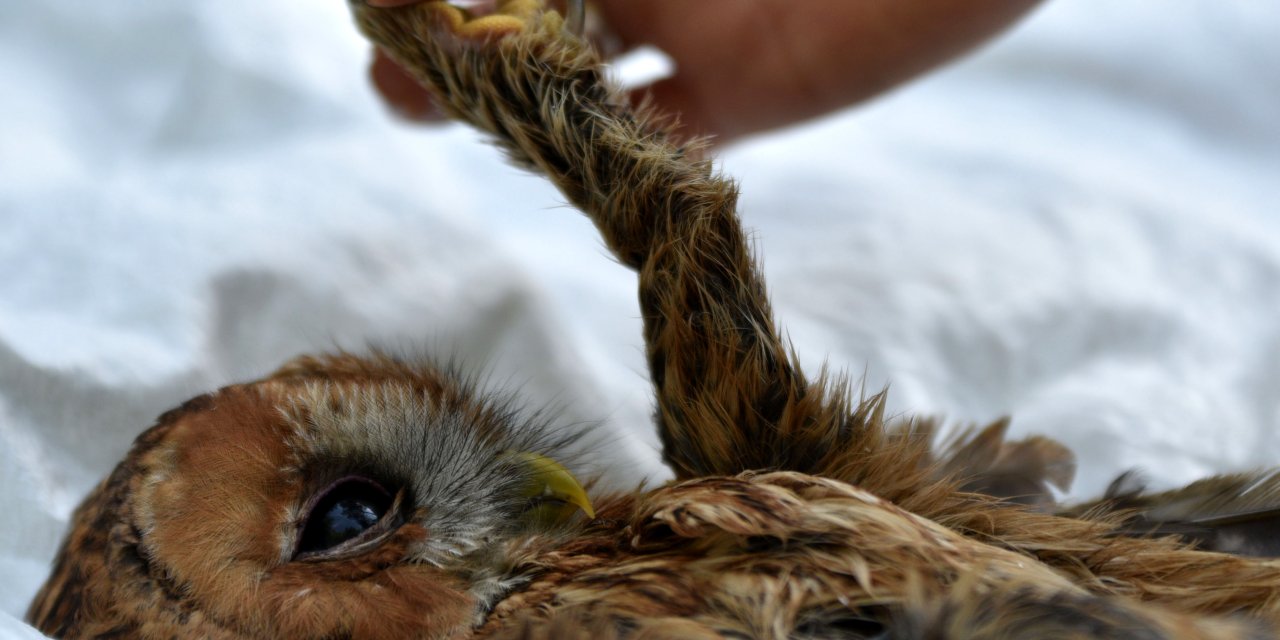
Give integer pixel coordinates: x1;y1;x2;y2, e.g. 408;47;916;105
370;48;448;123
631;78;728;144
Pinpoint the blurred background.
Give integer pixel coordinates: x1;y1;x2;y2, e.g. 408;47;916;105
1;2;1277;634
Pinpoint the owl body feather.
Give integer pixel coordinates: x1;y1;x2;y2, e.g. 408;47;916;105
27;1;1280;638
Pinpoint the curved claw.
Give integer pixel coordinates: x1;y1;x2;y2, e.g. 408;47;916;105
564;0;584;36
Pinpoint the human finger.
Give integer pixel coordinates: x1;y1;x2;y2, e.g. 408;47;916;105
370;47;448;122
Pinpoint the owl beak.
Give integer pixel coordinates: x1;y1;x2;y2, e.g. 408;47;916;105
508;452;596;523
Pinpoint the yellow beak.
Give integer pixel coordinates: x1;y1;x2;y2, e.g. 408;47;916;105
508;452;595;523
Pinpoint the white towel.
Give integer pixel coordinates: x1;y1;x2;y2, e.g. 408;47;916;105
1;2;1277;634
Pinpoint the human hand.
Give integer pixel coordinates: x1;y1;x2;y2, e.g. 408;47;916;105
367;0;1043;143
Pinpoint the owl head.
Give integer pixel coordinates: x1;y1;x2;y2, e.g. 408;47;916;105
29;352;595;639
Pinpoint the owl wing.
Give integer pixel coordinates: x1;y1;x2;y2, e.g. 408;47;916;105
1063;470;1280;557
931;419;1077;511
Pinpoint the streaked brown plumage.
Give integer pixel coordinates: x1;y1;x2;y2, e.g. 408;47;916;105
26;1;1280;638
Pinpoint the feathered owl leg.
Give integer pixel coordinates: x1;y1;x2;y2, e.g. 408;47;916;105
350;0;935;486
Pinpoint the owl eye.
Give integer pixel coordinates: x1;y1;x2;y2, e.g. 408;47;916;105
297;476;398;558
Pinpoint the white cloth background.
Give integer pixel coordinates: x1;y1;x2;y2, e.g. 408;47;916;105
1;2;1277;636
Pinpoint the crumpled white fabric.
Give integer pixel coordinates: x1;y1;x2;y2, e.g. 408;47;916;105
1;2;1277;635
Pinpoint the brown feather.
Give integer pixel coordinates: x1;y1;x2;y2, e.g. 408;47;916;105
931;419;1078;510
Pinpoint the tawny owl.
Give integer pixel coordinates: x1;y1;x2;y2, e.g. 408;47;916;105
26;1;1280;638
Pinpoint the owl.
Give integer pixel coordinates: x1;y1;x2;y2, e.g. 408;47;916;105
26;1;1280;638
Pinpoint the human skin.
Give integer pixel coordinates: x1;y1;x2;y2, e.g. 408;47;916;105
368;0;1044;142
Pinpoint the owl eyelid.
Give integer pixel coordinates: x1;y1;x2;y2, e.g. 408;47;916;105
292;476;407;562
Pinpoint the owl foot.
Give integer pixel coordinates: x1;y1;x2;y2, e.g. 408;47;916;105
420;0;559;41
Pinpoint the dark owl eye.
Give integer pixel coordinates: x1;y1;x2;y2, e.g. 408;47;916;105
297;477;396;557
